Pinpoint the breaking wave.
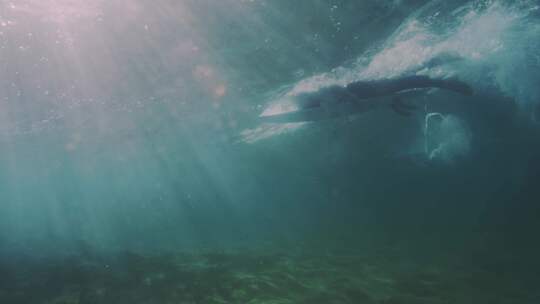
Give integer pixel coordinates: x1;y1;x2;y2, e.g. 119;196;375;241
241;0;540;144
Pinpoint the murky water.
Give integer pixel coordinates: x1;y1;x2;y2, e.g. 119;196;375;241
1;0;539;303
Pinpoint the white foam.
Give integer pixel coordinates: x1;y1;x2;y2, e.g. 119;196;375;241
242;0;540;144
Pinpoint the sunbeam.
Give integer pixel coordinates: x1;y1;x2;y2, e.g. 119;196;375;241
1;1;540;303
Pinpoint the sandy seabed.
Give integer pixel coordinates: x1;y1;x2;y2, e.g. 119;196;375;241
1;246;537;304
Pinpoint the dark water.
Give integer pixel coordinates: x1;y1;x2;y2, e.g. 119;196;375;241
1;0;539;303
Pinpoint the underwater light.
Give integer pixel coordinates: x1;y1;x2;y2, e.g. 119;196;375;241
7;0;104;24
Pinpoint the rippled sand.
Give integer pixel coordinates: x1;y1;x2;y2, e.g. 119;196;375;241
1;246;537;304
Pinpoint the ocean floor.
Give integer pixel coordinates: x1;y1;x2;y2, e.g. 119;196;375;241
0;247;538;304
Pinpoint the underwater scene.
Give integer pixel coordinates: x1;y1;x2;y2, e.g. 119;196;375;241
1;0;540;303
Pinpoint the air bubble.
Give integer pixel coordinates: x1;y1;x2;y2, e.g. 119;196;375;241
424;112;471;163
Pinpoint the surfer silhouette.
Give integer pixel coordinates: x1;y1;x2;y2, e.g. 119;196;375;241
299;75;473;114
260;75;473;123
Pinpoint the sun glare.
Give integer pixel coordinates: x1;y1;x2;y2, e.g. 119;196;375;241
7;0;104;24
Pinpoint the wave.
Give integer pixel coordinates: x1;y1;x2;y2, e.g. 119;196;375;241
242;0;540;144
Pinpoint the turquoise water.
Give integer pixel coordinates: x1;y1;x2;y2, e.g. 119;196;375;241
1;0;539;303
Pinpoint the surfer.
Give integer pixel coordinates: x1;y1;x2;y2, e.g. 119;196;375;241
299;75;472;112
260;75;473;123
